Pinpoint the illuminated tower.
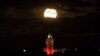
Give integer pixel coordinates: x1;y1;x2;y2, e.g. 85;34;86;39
44;33;54;55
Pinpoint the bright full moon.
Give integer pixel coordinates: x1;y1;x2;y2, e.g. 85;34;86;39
44;8;57;18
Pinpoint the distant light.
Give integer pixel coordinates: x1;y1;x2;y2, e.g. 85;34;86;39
44;8;57;18
23;49;26;52
61;48;66;53
75;48;78;51
98;49;100;51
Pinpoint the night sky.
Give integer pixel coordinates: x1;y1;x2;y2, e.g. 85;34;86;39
0;0;99;50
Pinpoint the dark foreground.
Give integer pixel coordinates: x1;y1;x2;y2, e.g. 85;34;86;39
0;48;100;56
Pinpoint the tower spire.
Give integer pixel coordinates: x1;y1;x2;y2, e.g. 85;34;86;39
48;33;52;38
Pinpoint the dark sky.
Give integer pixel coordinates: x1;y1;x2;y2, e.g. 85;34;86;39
0;0;99;50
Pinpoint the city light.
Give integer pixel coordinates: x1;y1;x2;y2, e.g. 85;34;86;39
74;48;78;51
23;49;26;52
44;8;57;18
